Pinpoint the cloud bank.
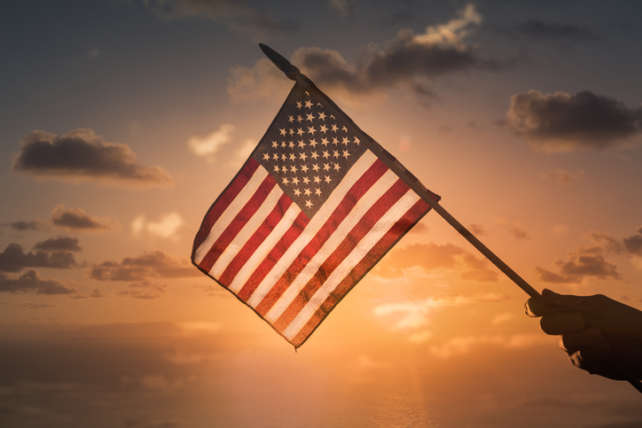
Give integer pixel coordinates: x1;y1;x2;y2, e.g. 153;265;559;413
507;90;642;151
229;4;495;99
91;251;198;282
0;243;77;272
33;237;81;252
0;270;73;294
13;129;172;187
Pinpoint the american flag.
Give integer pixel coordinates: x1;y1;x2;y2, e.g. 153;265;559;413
192;80;440;347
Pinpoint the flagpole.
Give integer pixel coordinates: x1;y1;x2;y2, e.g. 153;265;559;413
258;43;538;298
258;43;642;392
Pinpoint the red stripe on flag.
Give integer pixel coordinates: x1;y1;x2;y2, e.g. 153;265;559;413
198;175;277;272
236;211;309;301
291;198;430;347
254;159;389;316
218;194;293;287
193;158;260;253
273;179;409;331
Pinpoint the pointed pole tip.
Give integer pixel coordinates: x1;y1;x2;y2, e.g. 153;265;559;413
258;43;300;81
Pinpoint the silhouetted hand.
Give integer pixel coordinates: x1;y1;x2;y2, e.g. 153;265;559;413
527;289;642;382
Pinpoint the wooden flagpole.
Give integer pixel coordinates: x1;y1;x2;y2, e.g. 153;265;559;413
258;43;640;391
257;43;539;298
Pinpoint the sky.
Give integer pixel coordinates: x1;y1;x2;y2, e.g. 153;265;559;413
1;1;642;427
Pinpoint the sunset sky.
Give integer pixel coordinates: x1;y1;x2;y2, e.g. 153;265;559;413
2;1;642;427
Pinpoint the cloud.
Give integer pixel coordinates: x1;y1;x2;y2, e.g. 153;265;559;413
430;333;550;358
536;248;620;284
13;129;172;186
131;213;183;239
491;312;514;325
144;0;297;36
508;225;530;240
468;223;485;235
118;281;167;300
374;294;506;333
328;0;355;18
33;237;81;252
187;124;235;160
506;90;642;151
91;251;198;282
375;242;498;282
623;227;642;256
51;206;109;230
542;168;584;183
0;243;76;272
6;220;41;231
229;4;494;99
513;20;599;41
0;270;74;294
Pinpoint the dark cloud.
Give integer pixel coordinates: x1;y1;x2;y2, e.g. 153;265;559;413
33;237;81;252
144;0;297;35
623;227;642;256
292;4;498;95
328;0;355;18
6;220;40;231
375;242;498;282
513;20;599;41
537;249;620;284
13;129;172;186
469;224;485;235
509;225;530;240
51;206;108;230
232;4;497;99
0;270;73;294
91;251;198;282
506;90;642;151
0;243;76;272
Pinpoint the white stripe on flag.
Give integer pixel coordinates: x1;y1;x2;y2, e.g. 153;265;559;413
264;168;399;323
210;184;284;277
246;150;378;307
283;190;421;340
228;203;301;293
193;166;269;265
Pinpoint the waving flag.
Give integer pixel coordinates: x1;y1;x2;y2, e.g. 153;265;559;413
192;67;440;347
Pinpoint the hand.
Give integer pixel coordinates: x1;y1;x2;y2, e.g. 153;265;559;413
527;289;642;382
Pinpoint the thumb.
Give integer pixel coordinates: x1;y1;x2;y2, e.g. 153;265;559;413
540;289;586;311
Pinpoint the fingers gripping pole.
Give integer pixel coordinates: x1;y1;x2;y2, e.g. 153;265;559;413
429;202;641;393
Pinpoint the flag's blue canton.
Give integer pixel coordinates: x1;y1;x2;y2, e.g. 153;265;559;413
252;84;367;217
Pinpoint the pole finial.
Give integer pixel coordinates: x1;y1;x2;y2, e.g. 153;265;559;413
259;43;300;81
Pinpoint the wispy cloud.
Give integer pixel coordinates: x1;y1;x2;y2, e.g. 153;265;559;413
430;333;551;358
187;124;235;160
91;251;198;282
132;213;183;239
374;242;498;282
374;294;507;341
144;0;298;37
